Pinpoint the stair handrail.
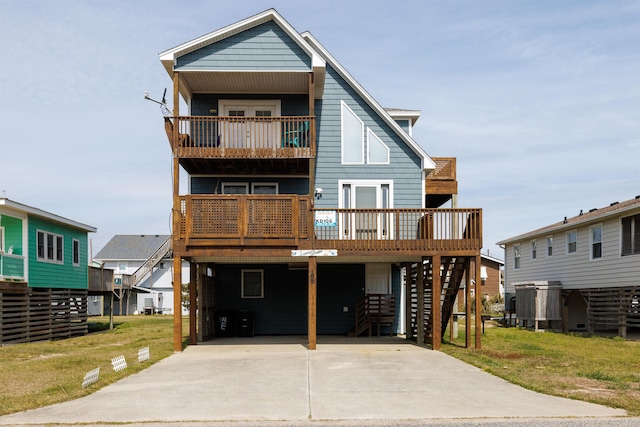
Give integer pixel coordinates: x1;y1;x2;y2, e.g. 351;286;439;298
130;237;173;287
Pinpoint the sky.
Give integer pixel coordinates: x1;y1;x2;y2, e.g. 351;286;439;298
1;0;639;259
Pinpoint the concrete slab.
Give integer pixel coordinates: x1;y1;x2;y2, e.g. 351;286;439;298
0;336;626;426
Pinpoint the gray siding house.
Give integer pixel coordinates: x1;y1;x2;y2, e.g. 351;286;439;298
498;196;640;336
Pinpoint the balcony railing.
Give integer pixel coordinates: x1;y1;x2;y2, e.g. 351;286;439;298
427;158;456;181
313;208;481;252
179;195;311;246
0;253;25;281
166;116;315;159
177;195;482;252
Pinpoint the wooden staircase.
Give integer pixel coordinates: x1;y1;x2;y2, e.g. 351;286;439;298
130;236;172;288
354;294;396;337
408;256;468;346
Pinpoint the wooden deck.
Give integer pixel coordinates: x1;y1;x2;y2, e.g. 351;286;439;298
176;195;482;254
166;116;315;159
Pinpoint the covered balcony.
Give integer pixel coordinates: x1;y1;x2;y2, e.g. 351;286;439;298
176;195;482;255
166;115;315;160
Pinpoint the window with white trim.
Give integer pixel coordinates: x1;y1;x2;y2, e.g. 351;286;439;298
531;240;537;260
546;236;553;257
514;244;521;269
72;239;80;266
367;129;390;164
590;224;602;260
341;101;364;164
567;230;577;254
0;226;4;252
37;230;63;264
222;183;249;194
241;269;264;298
621;213;640;256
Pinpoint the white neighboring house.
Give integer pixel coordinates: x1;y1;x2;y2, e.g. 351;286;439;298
497;196;640;336
93;235;190;315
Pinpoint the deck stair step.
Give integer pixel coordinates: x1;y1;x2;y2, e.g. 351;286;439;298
354;294;395;337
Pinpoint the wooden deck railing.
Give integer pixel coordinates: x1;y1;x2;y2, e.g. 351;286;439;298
179;195;311;246
426;158;456;181
312;208;481;251
166;116;315;159
178;195;482;252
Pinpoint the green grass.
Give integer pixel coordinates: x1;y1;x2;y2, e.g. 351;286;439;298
0;316;186;416
442;322;640;416
2;316;639;417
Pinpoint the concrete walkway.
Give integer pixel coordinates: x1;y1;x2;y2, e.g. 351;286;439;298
0;337;626;425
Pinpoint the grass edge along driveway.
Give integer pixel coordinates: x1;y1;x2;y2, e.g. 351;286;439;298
1;316;639;416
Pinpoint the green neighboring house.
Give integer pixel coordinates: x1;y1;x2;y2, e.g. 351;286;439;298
0;197;97;344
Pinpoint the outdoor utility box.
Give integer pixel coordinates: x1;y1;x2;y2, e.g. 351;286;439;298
237;310;255;337
514;281;562;331
215;311;236;337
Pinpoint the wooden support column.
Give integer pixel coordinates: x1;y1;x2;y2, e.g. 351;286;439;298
465;258;472;348
308;72;316;207
189;262;197;345
308;256;317;350
417;258;425;345
170;70;182;353
475;254;482;349
432;255;442;350
173;256;183;352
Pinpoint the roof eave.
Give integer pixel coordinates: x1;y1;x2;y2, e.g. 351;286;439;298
0;198;97;233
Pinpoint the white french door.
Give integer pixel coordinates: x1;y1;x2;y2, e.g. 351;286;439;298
218;100;281;149
339;180;392;240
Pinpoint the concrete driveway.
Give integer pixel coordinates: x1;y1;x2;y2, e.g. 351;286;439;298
0;336;626;425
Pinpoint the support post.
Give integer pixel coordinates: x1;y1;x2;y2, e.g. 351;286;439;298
189;262;197;345
171;70;182;353
417;258;425;345
475;254;482;349
432;255;442;350
308;256;317;350
173;256;183;352
465;258;472;348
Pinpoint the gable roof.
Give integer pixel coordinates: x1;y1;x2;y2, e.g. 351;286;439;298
159;9;326;99
0;198;96;233
497;196;640;245
159;8;435;172
94;235;171;261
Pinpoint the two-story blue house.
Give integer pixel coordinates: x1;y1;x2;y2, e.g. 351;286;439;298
0;197;96;344
157;9;483;351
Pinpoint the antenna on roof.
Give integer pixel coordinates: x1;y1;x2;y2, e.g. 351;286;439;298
144;89;172;116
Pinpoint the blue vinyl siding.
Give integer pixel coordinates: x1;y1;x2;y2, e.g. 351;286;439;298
176;22;311;71
191;94;308;116
214;264;365;335
394;119;411;133
27;216;88;290
191;176;308;195
313;65;423;209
